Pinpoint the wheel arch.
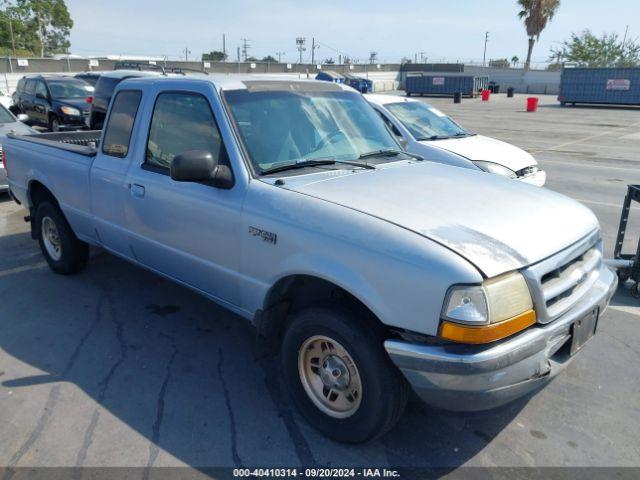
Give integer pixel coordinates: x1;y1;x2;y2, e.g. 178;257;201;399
255;273;391;355
27;180;60;239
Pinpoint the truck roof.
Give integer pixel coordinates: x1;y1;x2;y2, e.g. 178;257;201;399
118;74;354;93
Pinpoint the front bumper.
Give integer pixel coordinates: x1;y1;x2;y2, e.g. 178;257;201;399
59;114;89;131
384;264;617;411
518;169;546;187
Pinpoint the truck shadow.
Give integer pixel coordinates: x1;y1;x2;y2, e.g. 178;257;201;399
0;245;526;471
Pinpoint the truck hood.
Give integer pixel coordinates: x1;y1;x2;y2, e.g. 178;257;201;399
421;135;537;173
286;162;598;277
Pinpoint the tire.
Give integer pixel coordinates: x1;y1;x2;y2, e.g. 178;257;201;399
49;115;60;132
281;302;409;443
35;201;89;274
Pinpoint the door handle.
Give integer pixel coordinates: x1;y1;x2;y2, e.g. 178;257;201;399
130;183;146;198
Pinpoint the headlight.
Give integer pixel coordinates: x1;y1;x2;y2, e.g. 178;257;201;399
474;161;517;179
60;106;81;116
440;272;535;344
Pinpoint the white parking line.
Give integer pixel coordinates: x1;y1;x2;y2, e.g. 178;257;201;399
609;305;640;317
544;120;640;152
0;262;48;278
540;160;640;172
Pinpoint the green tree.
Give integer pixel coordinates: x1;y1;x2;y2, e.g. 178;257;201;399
261;55;277;62
202;50;227;62
556;30;640;67
489;58;510;68
511;55;520;67
517;0;560;71
324;57;335;65
1;0;72;57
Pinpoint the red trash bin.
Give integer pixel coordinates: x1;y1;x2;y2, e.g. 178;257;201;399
526;97;539;112
481;89;491;101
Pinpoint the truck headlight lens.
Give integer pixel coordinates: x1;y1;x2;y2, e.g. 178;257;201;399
60;106;81;116
473;161;517;179
440;272;535;343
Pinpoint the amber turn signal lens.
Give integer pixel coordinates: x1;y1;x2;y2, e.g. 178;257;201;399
439;310;536;344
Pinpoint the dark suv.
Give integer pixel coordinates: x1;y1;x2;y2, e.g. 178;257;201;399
12;75;93;131
88;70;161;129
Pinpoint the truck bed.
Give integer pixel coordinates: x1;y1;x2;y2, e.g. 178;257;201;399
8;131;101;156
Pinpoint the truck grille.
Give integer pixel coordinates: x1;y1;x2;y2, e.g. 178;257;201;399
522;231;602;323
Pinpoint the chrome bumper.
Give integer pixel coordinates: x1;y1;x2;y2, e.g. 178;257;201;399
384;264;617;411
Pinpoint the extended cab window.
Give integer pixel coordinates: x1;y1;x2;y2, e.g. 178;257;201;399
102;90;142;158
145;92;223;171
25;80;36;95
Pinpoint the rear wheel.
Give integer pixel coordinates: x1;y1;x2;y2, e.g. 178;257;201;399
35;202;89;274
281;303;409;443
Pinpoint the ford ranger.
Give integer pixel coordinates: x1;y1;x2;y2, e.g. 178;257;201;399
3;76;617;443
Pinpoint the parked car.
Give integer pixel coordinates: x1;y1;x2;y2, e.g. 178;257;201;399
12;75;94;132
0;90;12;110
366;94;547;186
74;72;102;87
4;76;616;443
0;104;36;193
87;70;163;129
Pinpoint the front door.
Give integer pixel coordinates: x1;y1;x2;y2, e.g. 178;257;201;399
124;87;244;306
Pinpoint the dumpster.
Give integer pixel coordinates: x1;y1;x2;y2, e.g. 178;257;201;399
405;74;489;98
315;71;345;84
559;66;640;106
342;72;373;93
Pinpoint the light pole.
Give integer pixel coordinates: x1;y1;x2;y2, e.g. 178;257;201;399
276;51;285;63
482;31;489;67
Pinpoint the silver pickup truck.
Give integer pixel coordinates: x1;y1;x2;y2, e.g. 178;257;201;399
4;76;617;443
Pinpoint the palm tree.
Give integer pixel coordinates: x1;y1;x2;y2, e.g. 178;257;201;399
511;55;520;67
517;0;561;71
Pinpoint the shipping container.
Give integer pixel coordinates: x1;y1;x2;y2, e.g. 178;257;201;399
559;67;640;106
315;71;345;84
404;74;489;97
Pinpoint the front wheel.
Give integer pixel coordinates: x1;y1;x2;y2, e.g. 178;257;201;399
281;303;409;443
35;202;89;274
49;115;60;132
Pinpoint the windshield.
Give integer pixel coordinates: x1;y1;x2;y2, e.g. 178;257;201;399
48;80;93;99
224;88;400;173
385;101;469;140
0;104;15;124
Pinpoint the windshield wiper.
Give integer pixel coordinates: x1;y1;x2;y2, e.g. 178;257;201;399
359;148;403;159
260;157;336;175
260;157;375;176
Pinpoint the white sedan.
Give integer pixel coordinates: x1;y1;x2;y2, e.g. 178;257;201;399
365;94;546;186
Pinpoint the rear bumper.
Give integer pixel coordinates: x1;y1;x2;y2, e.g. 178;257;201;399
518;169;546;187
384;264;617;411
0;168;7;192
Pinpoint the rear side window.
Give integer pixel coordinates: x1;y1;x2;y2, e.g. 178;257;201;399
25;80;36;94
145;92;223;170
95;76;122;99
102;90;142;158
17;78;26;92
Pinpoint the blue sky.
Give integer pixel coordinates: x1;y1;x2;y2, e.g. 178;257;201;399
66;0;637;65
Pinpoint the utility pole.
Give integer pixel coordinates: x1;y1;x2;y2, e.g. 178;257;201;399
183;47;191;61
241;38;251;61
222;34;226;62
8;18;16;56
414;52;417;63
419;51;426;63
296;37;306;64
237;46;241;63
276;51;285;63
482;31;489;67
311;37;320;65
622;25;629;47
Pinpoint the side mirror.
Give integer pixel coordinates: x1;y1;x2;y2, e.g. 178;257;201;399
17;113;29;123
170;150;234;189
398;137;408;149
